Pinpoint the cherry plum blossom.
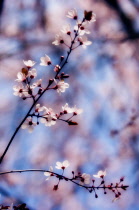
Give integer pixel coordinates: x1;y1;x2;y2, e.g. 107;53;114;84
55;160;70;170
93;170;106;178
40;55;52;66
67;9;78;20
80;173;91;185
21;117;37;133
44;166;53;180
23;60;36;68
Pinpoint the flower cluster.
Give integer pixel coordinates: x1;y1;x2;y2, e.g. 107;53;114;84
43;160;128;200
21;103;83;132
11;9;97;146
44;160;106;185
12;9;96;133
52;9;96;49
13;63;40;100
13;10;96;101
13;61;70;101
0;8;96;165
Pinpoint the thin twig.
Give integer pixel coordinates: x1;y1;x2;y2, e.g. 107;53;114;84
0;169;128;191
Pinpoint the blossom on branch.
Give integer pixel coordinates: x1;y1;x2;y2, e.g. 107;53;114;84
32;79;42;88
15;72;26;82
13;84;28;98
21;117;37;133
62;103;73;114
67;9;78;20
44;166;53;180
40;107;57;126
93;170;106;178
77;36;92;48
62;103;83;115
35;104;45;113
74;21;90;36
40;55;52;66
61;24;71;35
80;173;91;185
23;60;36;68
55;80;69;93
55;160;70;170
52;34;65;45
72;106;83;115
15;69;37;83
28;68;37;79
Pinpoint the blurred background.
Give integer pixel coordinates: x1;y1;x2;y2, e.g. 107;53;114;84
0;0;139;209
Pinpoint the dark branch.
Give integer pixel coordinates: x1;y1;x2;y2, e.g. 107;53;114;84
104;0;139;41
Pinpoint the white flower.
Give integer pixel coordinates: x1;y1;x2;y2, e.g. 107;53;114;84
40;55;52;66
55;80;69;93
62;103;73;114
77;36;92;48
28;68;37;79
40;107;57;126
32;79;42;88
80;173;91;185
72;106;83;115
93;170;106;178
15;72;26;82
21;117;37;133
52;33;65;45
67;9;78;20
35;104;45;113
62;103;83;115
61;24;71;35
23;60;36;68
74;21;90;36
55;160;70;170
13;84;28;97
44;166;53;180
